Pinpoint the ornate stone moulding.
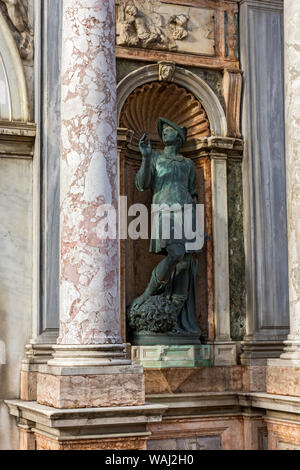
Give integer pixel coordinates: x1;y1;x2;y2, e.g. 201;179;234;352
0;121;36;158
120;81;211;143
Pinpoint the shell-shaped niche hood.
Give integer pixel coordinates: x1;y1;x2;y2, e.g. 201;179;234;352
119;81;211;143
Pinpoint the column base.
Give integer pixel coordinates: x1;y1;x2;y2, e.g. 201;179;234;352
35;344;145;409
279;338;300;362
241;340;285;365
48;344;131;368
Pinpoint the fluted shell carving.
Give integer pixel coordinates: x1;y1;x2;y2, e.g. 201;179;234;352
120;81;211;143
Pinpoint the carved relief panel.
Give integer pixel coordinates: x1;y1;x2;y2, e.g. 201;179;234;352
116;0;215;56
116;0;240;71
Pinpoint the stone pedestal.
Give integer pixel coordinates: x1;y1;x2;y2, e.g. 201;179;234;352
132;345;211;369
6;400;166;451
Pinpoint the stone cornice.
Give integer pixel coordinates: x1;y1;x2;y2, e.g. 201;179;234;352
238;0;283;11
6;391;300;443
0;121;36;159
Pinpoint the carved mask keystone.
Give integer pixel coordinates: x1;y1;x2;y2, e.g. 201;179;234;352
158;61;176;82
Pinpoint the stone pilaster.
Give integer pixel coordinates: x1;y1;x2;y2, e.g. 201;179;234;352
36;0;145;408
239;0;289;365
279;0;300;362
211;153;237;366
267;0;300;396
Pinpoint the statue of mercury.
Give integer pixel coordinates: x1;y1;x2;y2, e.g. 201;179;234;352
130;118;203;335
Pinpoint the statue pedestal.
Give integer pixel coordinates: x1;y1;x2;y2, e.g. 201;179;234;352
131;345;211;369
130;332;201;346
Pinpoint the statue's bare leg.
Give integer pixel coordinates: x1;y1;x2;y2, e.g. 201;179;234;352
131;243;185;308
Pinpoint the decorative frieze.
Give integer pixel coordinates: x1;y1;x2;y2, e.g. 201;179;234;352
116;0;240;70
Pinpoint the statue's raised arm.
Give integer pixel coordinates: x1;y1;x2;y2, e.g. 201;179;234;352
135;133;153;191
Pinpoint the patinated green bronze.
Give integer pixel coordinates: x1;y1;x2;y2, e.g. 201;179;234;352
127;118;203;345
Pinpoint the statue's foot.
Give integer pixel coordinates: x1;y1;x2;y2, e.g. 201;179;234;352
171;324;186;335
131;293;149;309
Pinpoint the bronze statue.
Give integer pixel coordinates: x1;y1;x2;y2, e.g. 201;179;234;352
127;118;203;344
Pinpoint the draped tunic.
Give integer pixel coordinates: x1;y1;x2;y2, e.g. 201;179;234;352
135;151;200;255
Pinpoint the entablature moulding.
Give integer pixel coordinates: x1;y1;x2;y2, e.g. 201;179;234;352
0;121;36;159
115;0;240;70
237;0;283;11
118;130;243;161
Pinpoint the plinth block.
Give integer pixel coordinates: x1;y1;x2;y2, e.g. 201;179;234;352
131;345;211;369
37;364;145;409
267;363;300;397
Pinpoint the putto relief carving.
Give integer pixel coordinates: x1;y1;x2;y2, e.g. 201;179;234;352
117;1;189;51
116;0;215;56
0;0;33;63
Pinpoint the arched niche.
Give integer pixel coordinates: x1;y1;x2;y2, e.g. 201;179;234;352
117;64;227;137
117;65;217;342
0;10;29;121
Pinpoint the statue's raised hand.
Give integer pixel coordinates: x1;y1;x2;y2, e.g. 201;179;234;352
139;133;152;159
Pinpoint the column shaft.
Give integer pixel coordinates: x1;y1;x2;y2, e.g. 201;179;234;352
211;154;237;366
59;0;121;345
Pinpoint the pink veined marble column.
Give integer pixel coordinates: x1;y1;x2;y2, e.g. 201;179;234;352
59;0;121;346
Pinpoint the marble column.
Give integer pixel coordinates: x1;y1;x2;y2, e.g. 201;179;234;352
58;0;122;349
36;0;145;408
278;0;300;362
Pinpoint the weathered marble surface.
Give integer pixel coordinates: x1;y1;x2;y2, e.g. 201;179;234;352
227;161;246;341
281;0;300;356
35;434;147;451
37;370;145;409
148;436;221;451
148;417;245;451
0;158;33;449
240;0;289;362
267;365;300;397
59;0;121;345
144;367;243;394
266;418;300;450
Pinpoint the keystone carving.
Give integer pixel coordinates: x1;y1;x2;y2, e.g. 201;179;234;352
158;61;176;82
